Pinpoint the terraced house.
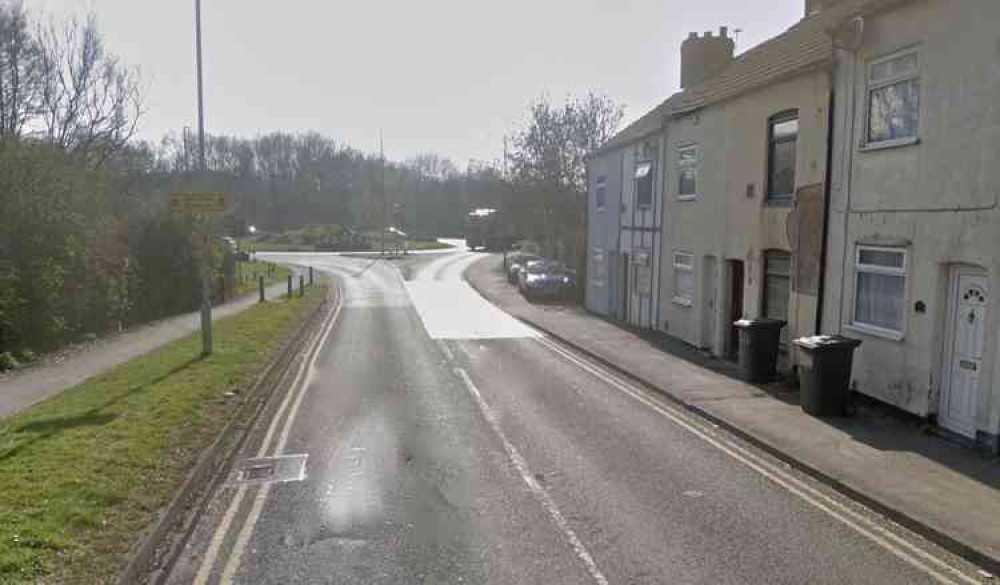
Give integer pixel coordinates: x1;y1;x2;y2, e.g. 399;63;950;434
587;3;833;371
820;0;1000;452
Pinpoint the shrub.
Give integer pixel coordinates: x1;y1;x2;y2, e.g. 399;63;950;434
0;351;20;372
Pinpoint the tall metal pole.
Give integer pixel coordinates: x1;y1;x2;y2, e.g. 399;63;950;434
196;0;212;356
380;131;386;256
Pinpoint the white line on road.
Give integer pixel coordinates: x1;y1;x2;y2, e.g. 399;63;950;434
535;336;977;585
453;366;610;585
192;283;344;585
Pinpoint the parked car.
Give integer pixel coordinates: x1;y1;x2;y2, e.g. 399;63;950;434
518;260;575;301
507;253;541;284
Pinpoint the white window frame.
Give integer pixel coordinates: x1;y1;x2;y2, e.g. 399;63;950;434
672;251;695;306
634;162;654;208
850;245;908;340
590;247;605;288
595;176;607;212
864;48;921;149
677;145;698;201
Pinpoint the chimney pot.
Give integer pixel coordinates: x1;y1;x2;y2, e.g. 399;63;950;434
688;31;698;39
720;26;728;37
705;30;713;37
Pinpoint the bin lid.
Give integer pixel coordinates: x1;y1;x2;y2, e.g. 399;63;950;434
792;334;862;350
733;318;787;329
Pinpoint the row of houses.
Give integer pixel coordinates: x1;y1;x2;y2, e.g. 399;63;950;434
584;0;1000;453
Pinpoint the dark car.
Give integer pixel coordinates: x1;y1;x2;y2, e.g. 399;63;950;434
518;260;575;301
507;253;541;284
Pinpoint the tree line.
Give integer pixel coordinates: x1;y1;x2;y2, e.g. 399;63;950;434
0;0;623;361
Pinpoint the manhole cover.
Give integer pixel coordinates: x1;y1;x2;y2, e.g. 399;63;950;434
231;454;308;487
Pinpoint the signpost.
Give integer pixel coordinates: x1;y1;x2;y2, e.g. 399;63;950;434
169;192;231;214
171;192;232;357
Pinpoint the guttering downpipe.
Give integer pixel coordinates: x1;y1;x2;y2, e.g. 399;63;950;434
816;61;836;334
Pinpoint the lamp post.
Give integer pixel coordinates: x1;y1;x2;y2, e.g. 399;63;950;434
195;0;212;356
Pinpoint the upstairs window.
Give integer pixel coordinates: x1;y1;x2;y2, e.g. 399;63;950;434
867;50;920;145
634;162;653;207
767;112;798;201
595;175;607;211
677;145;698;199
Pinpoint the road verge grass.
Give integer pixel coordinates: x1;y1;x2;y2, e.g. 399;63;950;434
0;286;327;584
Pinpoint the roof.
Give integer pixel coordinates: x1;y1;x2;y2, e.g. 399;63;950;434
673;16;833;114
589;0;909;157
591;92;683;156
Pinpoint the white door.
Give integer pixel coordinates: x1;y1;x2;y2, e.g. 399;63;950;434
702;256;717;350
939;272;988;438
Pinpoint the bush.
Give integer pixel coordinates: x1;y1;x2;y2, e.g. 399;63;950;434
0;351;20;372
18;349;38;363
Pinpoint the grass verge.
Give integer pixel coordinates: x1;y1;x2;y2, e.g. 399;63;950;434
0;285;326;584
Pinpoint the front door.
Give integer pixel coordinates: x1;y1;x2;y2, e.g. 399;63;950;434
727;261;745;360
939;271;988;438
702;256;717;351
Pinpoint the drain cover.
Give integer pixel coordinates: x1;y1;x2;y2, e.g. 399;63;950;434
231;454;308;487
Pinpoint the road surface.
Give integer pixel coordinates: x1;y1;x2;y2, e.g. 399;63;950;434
166;249;979;585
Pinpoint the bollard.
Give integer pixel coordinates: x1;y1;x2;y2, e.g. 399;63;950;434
299;275;305;297
287;274;293;298
259;275;265;303
309;266;314;286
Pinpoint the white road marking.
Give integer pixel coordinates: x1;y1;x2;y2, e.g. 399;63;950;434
192;283;344;585
535;337;977;585
453;367;610;585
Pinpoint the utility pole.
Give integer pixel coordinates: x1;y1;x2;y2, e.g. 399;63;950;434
380;131;386;256
195;0;212;356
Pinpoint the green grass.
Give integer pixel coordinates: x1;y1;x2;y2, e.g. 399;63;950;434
233;260;291;296
0;286;326;584
403;239;453;251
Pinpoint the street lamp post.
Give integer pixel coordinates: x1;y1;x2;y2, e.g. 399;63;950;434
195;0;212;356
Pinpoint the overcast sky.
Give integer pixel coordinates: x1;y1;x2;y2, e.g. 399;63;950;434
32;0;804;166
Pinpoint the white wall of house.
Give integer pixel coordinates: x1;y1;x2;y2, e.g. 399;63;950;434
822;0;1000;449
658;71;830;361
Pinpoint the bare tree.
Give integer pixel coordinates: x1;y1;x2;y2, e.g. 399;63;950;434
0;2;43;139
506;92;624;264
36;12;142;165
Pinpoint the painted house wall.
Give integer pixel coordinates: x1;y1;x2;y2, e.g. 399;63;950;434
658;70;830;359
620;135;666;329
585;151;623;317
822;0;1000;448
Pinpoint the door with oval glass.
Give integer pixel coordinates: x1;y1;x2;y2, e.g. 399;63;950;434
939;270;988;438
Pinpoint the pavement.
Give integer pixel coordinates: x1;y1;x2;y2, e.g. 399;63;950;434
0;278;296;421
164;249;982;584
465;253;1000;569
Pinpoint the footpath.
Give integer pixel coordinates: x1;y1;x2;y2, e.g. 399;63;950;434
466;255;1000;570
0;279;294;421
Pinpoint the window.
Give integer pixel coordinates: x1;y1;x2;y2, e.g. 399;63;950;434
677;146;698;199
595;176;607;211
673;252;695;305
634;162;653;207
867;50;920;145
763;250;791;345
767;112;798;201
590;247;605;287
853;246;907;336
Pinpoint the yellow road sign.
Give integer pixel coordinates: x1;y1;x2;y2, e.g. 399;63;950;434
170;192;232;214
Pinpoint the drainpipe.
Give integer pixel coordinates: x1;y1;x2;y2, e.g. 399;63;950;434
816;65;837;334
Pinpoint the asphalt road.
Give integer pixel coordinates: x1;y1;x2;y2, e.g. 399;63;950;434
165;249;977;585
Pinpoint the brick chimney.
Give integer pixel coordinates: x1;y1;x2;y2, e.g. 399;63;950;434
680;27;735;89
805;0;823;16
